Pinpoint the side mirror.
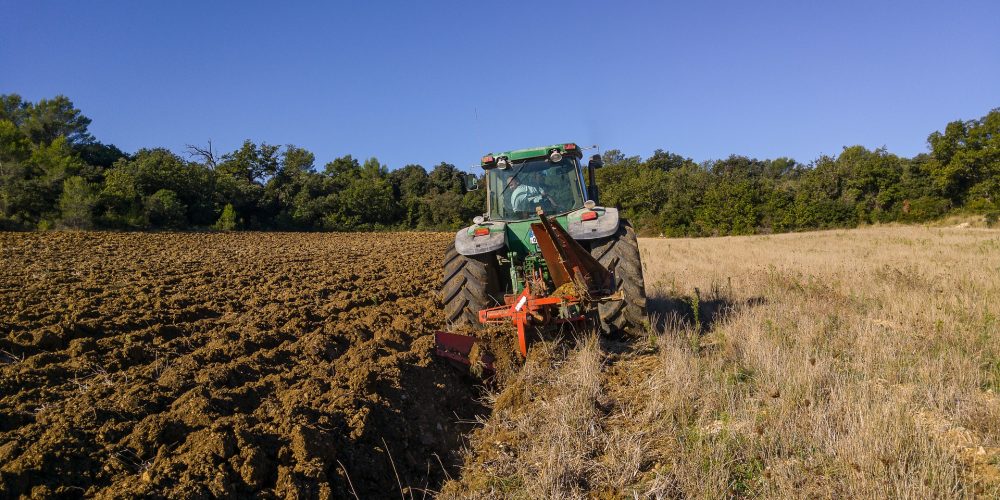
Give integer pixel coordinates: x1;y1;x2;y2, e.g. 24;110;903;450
464;173;479;191
588;154;604;169
586;154;602;204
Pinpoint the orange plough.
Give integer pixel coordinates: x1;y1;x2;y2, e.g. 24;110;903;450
435;207;623;370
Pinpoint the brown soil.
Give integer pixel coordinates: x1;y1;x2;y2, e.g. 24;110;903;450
0;231;488;498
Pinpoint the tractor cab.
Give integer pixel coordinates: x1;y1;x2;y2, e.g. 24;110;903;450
480;144;589;221
456;143;619;258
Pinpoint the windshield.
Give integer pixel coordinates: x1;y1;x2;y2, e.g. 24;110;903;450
488;157;585;220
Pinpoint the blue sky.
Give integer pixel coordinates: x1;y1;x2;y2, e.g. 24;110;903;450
3;1;998;171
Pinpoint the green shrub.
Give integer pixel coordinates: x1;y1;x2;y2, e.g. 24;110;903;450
144;189;187;228
985;211;999;228
58;176;97;229
214;203;238;231
902;196;951;222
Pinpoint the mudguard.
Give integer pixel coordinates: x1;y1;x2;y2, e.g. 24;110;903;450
566;206;620;240
455;222;507;256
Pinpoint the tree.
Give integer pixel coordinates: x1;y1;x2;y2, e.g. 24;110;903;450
97;148;214;227
76;142;127;171
389;164;430;227
927;109;1000;209
0;119;31;163
282;145;315;174
215;203;238;231
645;149;688;172
0;94;28;126
219;140;280;182
261;145;320;228
0;137;84;226
428;162;464;194
145;189;187;228
58;176;97;229
322;157;398;229
21;95;94;146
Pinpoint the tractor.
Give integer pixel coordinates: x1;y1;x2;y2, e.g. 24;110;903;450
435;143;647;372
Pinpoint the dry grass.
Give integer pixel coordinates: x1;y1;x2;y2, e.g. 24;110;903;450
442;225;1000;498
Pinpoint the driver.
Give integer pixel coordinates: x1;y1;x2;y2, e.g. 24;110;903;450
507;175;547;212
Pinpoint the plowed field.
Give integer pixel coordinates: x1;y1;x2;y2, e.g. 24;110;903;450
0;232;485;498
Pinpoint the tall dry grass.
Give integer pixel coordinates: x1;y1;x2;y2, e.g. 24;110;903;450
441;226;1000;498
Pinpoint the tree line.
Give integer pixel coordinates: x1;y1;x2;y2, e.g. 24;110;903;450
596;110;999;235
1;93;997;234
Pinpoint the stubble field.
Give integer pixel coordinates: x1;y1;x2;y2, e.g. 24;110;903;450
2;226;999;498
444;225;1000;498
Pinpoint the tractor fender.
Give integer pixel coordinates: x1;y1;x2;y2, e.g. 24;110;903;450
566;206;620;240
455;222;507;256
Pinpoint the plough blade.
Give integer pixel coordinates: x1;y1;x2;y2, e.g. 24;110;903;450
433;331;495;376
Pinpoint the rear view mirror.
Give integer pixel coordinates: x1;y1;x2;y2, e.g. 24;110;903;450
588;154;604;169
464;173;479;191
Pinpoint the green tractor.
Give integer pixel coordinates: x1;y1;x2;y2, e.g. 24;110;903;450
435;143;647;367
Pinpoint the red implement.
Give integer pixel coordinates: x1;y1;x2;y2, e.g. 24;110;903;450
434;208;621;367
434;331;495;375
478;284;588;356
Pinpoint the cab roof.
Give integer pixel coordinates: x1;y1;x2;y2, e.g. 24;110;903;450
481;143;582;168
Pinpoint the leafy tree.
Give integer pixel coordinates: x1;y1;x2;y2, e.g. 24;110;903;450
927;109;1000;209
58;176;97;229
0;119;31;162
261;145;320;228
218;140;281;182
145;189;187;228
646;149;689;172
0;136;82;226
601;149;640;167
428;162;465;194
76;142;127;170
422;190;465;228
21;95;94;146
0;94;28;126
389;164;430;227
97;148;214;227
322;157;398;229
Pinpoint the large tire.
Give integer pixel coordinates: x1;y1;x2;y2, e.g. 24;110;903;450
590;220;648;335
440;243;504;327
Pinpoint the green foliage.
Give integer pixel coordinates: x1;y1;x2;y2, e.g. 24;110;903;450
927;108;1000;205
0;119;31;162
145;189;187;228
215;203;238;231
986;211;999;228
219;140;280;182
1;93;997;235
23;95;94;146
58;176;96;229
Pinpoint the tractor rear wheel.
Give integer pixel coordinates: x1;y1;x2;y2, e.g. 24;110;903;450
590;220;648;335
440;244;504;327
